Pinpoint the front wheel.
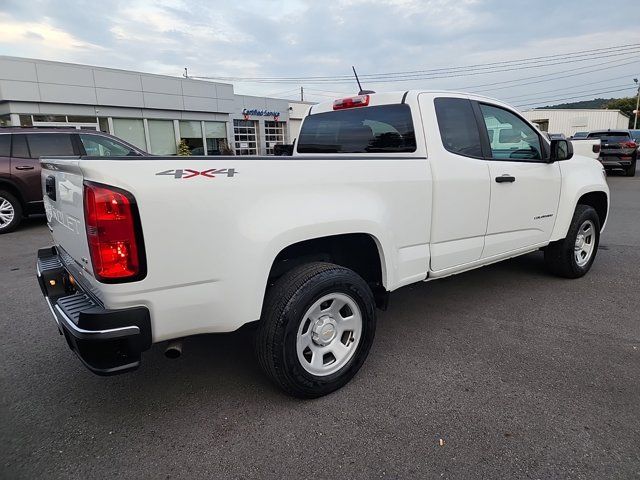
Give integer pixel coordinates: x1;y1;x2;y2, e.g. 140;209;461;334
544;205;600;278
255;262;376;398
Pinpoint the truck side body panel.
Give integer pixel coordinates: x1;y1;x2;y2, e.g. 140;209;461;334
42;157;432;341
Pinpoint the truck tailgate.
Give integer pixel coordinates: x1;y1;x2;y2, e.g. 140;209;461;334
41;158;92;273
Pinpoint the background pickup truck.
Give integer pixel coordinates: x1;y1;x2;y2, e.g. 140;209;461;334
566;138;601;161
37;91;609;398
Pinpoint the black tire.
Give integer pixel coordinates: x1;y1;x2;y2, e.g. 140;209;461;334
625;159;636;177
255;262;376;398
544;205;600;278
0;190;23;234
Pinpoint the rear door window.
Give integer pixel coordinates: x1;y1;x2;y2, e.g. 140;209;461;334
434;97;483;158
297;104;416;153
26;133;75;158
11;134;30;158
0;135;10;157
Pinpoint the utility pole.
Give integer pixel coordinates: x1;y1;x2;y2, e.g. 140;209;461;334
300;86;304;101
634;78;639;130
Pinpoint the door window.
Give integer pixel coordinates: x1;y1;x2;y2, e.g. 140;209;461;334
433;98;483;158
26;133;75;158
479;104;542;161
79;134;138;156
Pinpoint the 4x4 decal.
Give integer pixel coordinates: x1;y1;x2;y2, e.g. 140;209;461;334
156;168;238;179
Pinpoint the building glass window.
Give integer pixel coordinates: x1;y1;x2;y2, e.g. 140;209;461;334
0;114;11;127
264;121;286;155
33;114;66;122
233;119;258;155
19;115;33;127
179;120;204;154
112;118;146;150
67;115;97;123
148;120;177;155
204;121;227;155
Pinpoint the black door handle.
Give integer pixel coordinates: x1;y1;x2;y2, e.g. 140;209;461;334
495;174;516;183
15;165;35;170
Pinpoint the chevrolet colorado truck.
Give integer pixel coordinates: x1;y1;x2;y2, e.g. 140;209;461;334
36;91;609;398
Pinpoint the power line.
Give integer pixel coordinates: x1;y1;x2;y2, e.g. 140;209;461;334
190;43;640;83
511;84;632;105
199;49;640;85
465;55;640;93
500;74;633;101
514;86;637;108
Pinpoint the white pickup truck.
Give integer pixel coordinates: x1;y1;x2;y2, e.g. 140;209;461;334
37;91;609;398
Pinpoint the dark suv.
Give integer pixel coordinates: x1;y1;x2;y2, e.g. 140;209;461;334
0;128;146;233
586;129;638;177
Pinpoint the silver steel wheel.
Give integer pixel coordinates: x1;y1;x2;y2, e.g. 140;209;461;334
296;293;363;377
574;219;596;267
0;197;15;229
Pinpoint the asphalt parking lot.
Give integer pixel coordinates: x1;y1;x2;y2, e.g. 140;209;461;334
1;168;639;479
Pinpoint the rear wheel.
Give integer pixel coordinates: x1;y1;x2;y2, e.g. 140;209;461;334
544;205;600;278
256;262;376;398
0;190;22;234
625;158;636;177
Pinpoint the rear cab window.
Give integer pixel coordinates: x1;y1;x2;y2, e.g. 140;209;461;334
297;104;416;154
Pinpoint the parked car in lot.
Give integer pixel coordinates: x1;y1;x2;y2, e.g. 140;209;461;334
37;91;609;398
0;128;145;233
629;129;640;144
586;129;638;176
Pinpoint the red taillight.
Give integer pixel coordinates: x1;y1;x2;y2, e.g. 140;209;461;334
83;181;145;282
333;94;370;110
592;144;600;153
621;141;637;149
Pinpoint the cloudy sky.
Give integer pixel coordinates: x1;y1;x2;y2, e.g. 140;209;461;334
0;0;638;107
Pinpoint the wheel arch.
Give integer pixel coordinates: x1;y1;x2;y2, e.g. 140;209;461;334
265;232;389;308
577;191;608;230
550;186;609;242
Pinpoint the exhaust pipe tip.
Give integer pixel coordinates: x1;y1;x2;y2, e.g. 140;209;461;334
164;339;183;359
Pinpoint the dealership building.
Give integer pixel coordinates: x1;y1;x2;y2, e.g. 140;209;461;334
0;56;312;155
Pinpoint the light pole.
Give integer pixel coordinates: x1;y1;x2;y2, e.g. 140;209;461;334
634;78;639;130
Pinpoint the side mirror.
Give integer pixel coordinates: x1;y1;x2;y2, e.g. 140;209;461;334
550;138;573;162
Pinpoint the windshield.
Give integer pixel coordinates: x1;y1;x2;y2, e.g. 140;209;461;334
297;104;416;154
